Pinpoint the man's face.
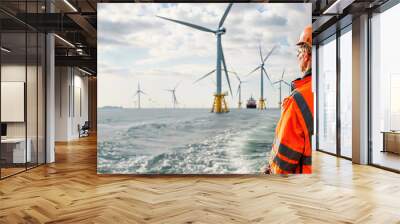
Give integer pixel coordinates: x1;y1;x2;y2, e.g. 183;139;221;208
297;45;311;72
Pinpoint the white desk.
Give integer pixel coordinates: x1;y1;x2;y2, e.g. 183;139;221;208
1;138;31;163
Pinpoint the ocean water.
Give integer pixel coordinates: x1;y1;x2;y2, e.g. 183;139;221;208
97;108;280;174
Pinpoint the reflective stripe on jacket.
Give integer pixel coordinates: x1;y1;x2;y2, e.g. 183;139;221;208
268;70;313;174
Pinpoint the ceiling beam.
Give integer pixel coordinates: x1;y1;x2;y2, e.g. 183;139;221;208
13;13;82;32
67;13;97;46
55;55;96;73
323;0;356;14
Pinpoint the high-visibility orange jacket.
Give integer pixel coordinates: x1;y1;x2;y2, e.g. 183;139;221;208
268;69;313;174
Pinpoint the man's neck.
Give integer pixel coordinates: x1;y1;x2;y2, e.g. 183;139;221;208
302;68;311;78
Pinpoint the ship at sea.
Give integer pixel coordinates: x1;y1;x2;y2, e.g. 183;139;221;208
246;96;257;109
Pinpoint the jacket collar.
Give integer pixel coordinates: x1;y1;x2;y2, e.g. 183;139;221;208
291;69;312;91
302;68;311;78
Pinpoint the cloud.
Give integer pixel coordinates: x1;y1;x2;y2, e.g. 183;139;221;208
98;36;126;46
99;19;162;36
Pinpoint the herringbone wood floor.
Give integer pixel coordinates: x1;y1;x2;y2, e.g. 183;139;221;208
1;135;400;224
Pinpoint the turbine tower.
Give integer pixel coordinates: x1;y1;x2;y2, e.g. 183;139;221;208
158;3;234;113
272;69;291;108
134;82;146;109
165;82;180;108
247;45;277;110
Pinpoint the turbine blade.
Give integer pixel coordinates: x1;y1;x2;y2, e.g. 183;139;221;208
283;80;290;86
140;90;147;95
220;44;233;97
174;81;181;90
281;69;285;80
222;69;237;77
263;67;272;85
247;65;261;76
157;16;215;34
272;81;279;85
263;45;277;63
219;3;233;28
236;84;240;96
231;71;240;82
194;69;216;84
259;45;263;62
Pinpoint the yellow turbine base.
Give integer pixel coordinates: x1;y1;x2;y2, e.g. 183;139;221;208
211;93;229;113
258;99;266;110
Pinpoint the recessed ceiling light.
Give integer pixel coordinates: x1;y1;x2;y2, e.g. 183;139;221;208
54;34;75;48
1;47;11;53
63;0;78;12
78;67;92;76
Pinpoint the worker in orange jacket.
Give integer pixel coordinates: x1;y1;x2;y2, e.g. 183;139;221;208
264;25;313;174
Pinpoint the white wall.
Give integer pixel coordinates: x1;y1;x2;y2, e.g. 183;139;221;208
1;63;46;164
55;67;89;141
1;65;38;138
71;72;89;138
55;66;69;141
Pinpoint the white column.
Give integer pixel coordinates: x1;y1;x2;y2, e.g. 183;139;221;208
45;0;55;163
352;14;369;164
46;33;55;163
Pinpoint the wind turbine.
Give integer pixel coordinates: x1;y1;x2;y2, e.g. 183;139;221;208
157;3;234;113
272;69;291;108
165;82;180;108
247;45;277;110
230;71;247;109
134;82;147;109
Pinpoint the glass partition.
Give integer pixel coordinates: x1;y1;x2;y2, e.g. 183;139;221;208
38;32;45;165
317;35;337;154
1;30;28;177
27;0;38;170
27;30;38;169
0;2;46;179
370;3;400;171
339;26;352;158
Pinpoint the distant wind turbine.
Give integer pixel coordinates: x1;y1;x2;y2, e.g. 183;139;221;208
157;3;234;113
230;71;247;109
272;69;290;108
134;82;147;109
247;44;277;110
165;82;180;108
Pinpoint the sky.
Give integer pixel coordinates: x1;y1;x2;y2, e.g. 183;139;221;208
97;3;311;108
